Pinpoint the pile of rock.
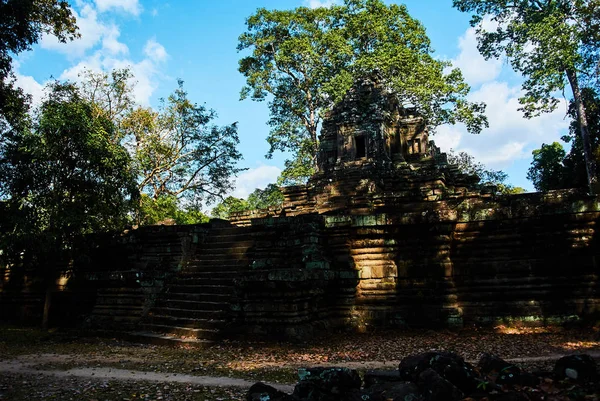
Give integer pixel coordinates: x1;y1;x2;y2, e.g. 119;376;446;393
247;351;599;401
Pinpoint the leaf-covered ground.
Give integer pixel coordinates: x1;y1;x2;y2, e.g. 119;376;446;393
0;325;599;400
0;372;247;401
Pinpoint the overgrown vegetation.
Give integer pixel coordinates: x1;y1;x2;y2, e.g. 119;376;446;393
528;88;600;191
448;150;526;194
211;184;284;219
453;0;600;193
239;0;488;183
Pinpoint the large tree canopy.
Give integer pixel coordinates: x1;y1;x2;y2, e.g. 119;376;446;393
238;0;487;183
0;82;137;244
121;80;244;206
0;0;78;131
453;0;600;192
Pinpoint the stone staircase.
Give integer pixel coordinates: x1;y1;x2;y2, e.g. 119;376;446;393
139;225;253;343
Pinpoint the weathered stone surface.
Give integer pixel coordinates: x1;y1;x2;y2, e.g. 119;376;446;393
249;352;600;401
297;367;361;394
554;354;598;382
399;351;478;394
478;353;521;385
246;382;293;401
368;381;422;401
492;391;530;401
363;369;402;388
339;388;385;401
417;368;463;401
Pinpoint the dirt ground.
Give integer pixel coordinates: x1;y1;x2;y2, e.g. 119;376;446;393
1;324;599;400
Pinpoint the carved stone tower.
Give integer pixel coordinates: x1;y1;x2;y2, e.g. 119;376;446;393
317;73;431;173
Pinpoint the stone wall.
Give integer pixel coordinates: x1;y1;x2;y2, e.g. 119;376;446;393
1;191;599;339
0;224;209;328
227;190;600;336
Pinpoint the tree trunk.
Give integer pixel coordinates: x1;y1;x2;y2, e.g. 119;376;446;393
42;285;52;330
566;68;598;194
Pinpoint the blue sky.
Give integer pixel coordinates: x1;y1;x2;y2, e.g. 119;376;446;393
14;0;572;199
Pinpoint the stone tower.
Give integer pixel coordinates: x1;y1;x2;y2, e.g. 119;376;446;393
317;73;432;173
277;73;481;215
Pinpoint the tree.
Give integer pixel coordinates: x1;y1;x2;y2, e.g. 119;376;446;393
79;68;135;132
211;196;250;220
238;0;487;183
211;184;284;219
75;70;246;225
138;194;210;226
527;142;567;191
247;184;284;210
453;0;600;193
0;82;137;327
447;150;523;194
527;87;600;191
120;80;244;211
0;0;78;131
562;87;600;188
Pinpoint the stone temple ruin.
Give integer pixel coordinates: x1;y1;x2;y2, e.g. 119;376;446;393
1;75;600;341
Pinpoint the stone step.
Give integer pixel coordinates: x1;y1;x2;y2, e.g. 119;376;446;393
161;292;234;303
199;240;254;248
170;276;236;286
207;227;252;237
124;331;214;347
139;324;221;340
91;315;141;324
206;234;255;242
150;307;226;320
167;284;235;295
177;270;240;278
92;305;144;315
197;248;249;257
147;315;226;331
182;261;244;270
156;298;232;311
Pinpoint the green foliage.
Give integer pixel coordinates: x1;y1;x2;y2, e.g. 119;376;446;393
211;184;284;220
0;82;137;267
448;150;520;194
239;0;488;182
453;0;598;116
121;80;244;206
562;87;600;188
527;87;600;191
211;196;250;220
247;184;284;210
0;0;78;133
79;68;135;129
138;194;209;226
453;0;600;191
527;142;567;191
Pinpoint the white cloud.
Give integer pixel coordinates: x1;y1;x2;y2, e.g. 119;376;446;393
450;25;503;86
102;25;129;55
40;4;128;58
144;39;168;63
434;81;569;170
305;0;338;8
59;50;165;106
15;74;46;107
433;125;462;151
95;0;141;16
230;165;282;199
